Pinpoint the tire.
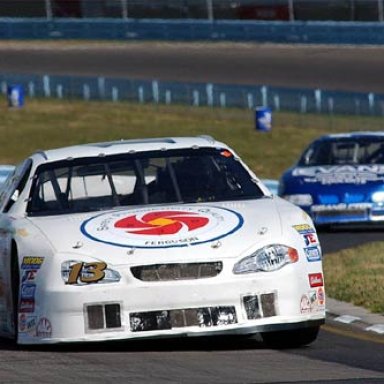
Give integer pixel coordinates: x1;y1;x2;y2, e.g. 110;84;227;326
261;326;320;349
10;248;19;342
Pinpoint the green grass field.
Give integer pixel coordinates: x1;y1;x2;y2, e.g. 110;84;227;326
1;98;383;313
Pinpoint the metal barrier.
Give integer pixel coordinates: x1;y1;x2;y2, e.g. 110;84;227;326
1;18;384;44
1;73;383;117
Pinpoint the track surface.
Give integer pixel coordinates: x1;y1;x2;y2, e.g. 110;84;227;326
1;42;384;93
0;41;384;383
0;325;383;383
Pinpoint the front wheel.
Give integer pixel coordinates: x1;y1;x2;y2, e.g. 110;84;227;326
261;326;320;349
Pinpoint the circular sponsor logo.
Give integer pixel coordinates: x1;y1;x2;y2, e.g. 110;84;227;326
36;317;52;338
300;294;311;314
81;205;243;248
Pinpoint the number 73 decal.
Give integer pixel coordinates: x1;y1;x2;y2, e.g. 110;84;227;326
62;261;121;285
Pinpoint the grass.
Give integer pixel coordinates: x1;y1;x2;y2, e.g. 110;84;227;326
1;98;384;313
323;242;384;313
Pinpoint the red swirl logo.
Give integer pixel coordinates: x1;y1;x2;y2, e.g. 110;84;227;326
114;210;209;235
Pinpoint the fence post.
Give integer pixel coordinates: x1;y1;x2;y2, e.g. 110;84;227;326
261;86;268;107
300;95;307;114
273;95;280;111
112;87;119;102
43;75;51;97
152;81;159;103
192;90;200;106
206;83;214;106
379;0;384;22
28;82;35;98
98;77;105;99
247;93;254;109
45;0;53;20
83;84;90;101
207;0;214;21
138;86;144;103
165;90;171;105
219;92;226;108
57;85;63;99
121;0;128;19
315;89;322;112
368;92;375;114
288;0;295;21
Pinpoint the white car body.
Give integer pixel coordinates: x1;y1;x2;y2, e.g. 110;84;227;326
0;136;325;346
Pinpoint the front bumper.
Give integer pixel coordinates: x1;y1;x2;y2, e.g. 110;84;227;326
307;203;384;225
18;266;325;345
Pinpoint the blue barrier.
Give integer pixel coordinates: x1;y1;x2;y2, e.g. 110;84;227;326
1;18;384;45
1;73;383;117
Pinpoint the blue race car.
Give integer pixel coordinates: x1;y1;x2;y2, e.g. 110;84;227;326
279;132;384;226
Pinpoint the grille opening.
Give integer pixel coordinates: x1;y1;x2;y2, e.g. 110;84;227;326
86;303;122;331
105;304;121;328
243;293;277;320
131;262;223;281
261;293;277;317
243;295;261;320
130;306;237;332
87;305;104;330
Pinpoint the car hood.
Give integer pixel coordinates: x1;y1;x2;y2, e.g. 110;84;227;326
27;199;296;266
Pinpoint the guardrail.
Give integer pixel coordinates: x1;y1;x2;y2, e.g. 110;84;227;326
1;18;384;44
1;73;383;117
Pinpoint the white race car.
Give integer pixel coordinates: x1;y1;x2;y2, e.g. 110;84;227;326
0;136;325;346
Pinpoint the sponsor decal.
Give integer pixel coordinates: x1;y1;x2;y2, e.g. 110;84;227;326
19;283;36;315
303;233;318;246
19;314;37;335
22;270;37;283
293;224;316;235
317;287;325;306
300;295;311;314
312;203;371;212
20;284;36;300
293;165;384;185
81;205;243;249
304;246;322;262
21;257;44;270
308;289;325;312
308;273;324;288
36;317;52;338
19;298;35;313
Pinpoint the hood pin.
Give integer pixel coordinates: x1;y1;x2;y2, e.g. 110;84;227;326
258;227;268;235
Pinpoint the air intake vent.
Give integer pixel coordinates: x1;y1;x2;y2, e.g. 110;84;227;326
131;262;223;281
85;303;122;332
243;292;277;320
130;306;237;332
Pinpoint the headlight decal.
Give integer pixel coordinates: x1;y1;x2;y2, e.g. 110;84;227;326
233;244;299;274
283;194;313;206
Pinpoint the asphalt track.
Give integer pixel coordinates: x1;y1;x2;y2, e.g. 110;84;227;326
1;41;384;93
0;41;384;383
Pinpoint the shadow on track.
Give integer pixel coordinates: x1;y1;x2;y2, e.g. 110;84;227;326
0;334;276;353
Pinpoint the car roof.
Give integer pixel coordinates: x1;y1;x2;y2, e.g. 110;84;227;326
30;136;228;163
317;131;384;141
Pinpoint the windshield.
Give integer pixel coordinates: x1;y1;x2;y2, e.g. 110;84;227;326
27;148;264;216
298;137;384;166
